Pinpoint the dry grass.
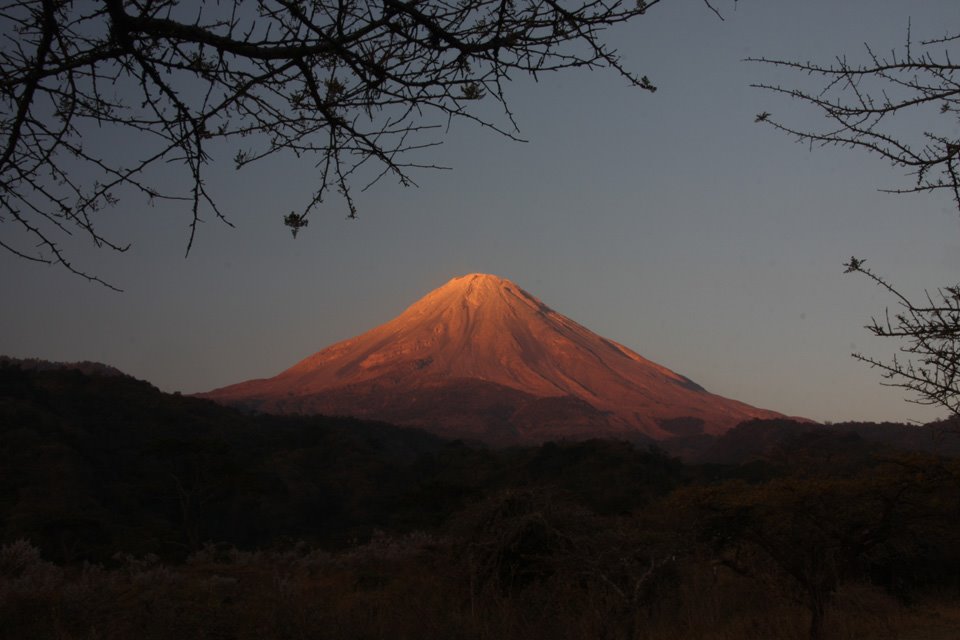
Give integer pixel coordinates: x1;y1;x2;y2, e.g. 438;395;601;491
1;539;957;640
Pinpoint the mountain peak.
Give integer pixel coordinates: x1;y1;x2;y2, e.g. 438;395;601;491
448;272;508;284
436;272;516;298
404;273;547;318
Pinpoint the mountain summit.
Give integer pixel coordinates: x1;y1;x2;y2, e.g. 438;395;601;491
200;274;784;443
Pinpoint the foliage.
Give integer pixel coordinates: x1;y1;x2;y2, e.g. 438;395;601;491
2;480;959;640
0;362;683;560
4;363;960;638
671;458;960;640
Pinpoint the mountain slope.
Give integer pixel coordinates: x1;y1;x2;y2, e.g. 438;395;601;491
0;355;127;377
201;274;785;442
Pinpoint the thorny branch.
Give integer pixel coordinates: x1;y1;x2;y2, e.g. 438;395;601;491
749;22;960;214
751;21;960;418
0;0;726;287
844;257;960;418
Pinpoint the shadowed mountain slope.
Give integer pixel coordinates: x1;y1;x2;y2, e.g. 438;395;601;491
201;274;786;442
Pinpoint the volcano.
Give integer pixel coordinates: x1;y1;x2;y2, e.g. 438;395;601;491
200;274;785;443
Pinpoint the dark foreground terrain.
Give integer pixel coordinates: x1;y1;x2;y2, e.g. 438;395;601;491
2;363;960;639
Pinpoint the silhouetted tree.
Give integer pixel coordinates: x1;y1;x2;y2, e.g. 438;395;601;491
0;0;724;287
752;21;960;416
674;465;946;640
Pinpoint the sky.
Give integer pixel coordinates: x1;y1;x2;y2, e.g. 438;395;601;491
2;0;959;424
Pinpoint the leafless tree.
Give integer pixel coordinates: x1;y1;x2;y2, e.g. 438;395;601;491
751;22;960;417
0;0;725;288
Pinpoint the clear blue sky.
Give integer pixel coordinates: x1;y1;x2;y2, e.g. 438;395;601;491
2;0;958;424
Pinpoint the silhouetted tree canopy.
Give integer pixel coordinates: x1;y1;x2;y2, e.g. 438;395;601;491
0;0;723;287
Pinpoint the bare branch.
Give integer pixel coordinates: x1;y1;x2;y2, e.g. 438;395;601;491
0;0;718;285
844;258;960;417
749;26;960;214
758;24;960;420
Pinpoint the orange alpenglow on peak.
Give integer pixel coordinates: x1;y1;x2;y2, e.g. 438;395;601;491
199;274;787;444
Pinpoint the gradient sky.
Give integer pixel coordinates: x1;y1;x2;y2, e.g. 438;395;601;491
2;0;959;424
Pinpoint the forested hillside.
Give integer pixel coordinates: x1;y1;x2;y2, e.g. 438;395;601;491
2;363;960;639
